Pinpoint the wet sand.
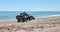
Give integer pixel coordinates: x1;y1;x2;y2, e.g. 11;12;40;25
0;16;60;32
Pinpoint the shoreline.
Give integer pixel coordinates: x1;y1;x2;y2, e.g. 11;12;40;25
0;15;60;22
0;16;60;22
0;14;60;20
0;19;17;22
35;15;60;18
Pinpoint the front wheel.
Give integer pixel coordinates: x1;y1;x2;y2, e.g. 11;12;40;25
28;16;35;20
17;20;20;22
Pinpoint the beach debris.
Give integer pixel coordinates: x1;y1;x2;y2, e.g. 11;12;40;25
16;12;35;22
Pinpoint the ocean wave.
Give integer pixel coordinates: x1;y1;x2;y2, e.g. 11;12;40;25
36;14;60;18
50;15;60;16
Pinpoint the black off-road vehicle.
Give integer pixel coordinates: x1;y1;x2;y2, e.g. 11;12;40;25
16;12;35;22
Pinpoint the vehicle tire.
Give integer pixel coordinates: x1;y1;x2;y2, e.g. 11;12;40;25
28;16;35;20
17;20;20;22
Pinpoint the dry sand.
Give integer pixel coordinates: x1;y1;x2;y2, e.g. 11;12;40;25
0;16;60;32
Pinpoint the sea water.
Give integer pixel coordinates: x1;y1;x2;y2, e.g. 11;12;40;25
0;11;60;19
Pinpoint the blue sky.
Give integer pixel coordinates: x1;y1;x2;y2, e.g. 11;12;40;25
0;0;60;11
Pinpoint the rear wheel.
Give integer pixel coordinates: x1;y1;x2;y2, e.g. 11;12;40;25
28;16;35;20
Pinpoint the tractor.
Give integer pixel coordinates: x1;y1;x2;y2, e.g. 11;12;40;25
16;12;35;22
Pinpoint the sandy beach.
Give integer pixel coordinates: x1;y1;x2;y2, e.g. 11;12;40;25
0;16;60;32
